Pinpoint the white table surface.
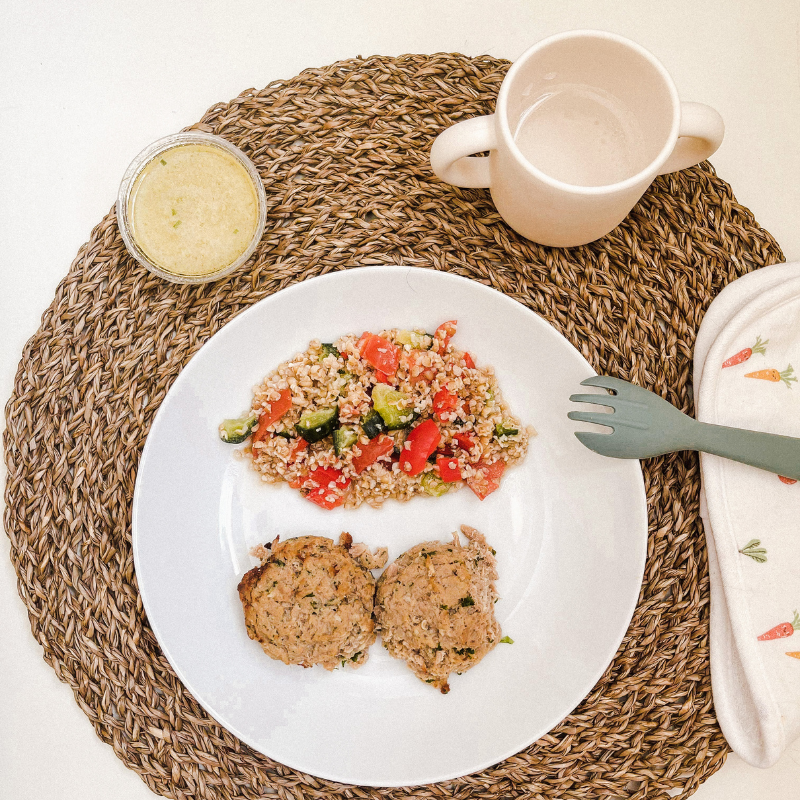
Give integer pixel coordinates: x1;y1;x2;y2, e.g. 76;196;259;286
2;2;800;798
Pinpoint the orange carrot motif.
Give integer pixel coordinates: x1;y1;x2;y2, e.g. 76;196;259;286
723;335;768;368
787;652;800;660
758;610;800;641
779;475;797;485
745;364;796;388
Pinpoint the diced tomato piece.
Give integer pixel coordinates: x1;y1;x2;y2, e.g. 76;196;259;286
433;388;460;421
436;455;462;482
462;352;475;369
289;438;308;461
405;350;436;384
359;333;401;375
305;487;346;510
467;460;506;500
352;435;394;474
252;389;293;443
305;466;348;488
399;419;441;477
302;466;351;509
357;331;370;350
453;433;476;452
434;320;457;351
375;370;393;384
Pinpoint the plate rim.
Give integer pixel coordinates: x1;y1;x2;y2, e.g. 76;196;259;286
132;265;648;786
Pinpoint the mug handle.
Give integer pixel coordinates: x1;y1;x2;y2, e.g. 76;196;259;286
657;102;725;175
430;115;497;188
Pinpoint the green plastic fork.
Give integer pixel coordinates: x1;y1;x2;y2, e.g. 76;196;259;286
568;375;800;480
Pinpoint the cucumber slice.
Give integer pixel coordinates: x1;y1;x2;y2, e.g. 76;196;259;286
392;428;408;456
275;430;293;440
320;343;341;360
296;406;339;443
421;472;451;497
396;330;433;349
361;409;387;439
495;422;519;438
333;427;358;456
372;384;417;430
337;370;355;395
219;412;258;444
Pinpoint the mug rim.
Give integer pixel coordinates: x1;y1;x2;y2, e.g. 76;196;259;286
496;29;681;196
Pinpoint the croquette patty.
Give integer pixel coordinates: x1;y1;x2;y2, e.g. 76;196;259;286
238;534;382;670
374;525;501;693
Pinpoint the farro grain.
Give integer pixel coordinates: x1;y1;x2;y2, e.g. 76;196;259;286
242;325;533;508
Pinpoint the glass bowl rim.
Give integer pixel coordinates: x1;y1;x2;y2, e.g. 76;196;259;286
116;131;267;285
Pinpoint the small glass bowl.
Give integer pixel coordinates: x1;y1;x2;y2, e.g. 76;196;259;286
116;131;267;284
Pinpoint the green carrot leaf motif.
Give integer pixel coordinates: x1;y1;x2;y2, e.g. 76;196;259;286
739;539;767;563
752;335;768;356
781;364;797;388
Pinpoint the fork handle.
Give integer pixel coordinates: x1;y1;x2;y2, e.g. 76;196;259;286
691;421;800;480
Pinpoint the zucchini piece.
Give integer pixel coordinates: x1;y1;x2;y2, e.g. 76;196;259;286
392;428;408;456
320;343;341;360
421;472;451;497
333;427;358;456
219;412;258;444
372;384;417;430
337;370;355;394
495;422;519;438
296;406;339;443
396;330;433;349
398;410;420;429
361;409;387;439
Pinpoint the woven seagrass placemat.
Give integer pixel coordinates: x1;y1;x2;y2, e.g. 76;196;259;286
3;53;785;799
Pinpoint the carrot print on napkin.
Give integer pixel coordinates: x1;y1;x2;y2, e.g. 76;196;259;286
745;364;796;387
758;610;800;641
723;335;768;368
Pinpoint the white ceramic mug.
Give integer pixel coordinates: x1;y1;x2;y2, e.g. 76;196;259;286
430;30;725;247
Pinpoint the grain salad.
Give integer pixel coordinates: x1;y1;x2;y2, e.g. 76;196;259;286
219;321;533;509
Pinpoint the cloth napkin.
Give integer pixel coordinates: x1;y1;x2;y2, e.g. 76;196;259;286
693;260;800;767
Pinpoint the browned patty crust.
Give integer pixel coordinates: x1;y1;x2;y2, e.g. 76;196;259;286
374;525;501;693
238;534;382;670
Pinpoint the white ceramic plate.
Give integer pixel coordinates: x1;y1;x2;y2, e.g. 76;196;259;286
132;266;647;787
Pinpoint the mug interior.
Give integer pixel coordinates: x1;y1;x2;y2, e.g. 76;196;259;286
503;34;677;188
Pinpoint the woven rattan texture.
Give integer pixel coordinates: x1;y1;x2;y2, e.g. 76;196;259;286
4;54;785;799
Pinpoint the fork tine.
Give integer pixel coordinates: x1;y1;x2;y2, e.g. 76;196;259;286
567;410;616;429
574;430;616;454
569;392;616;408
580;375;629;392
